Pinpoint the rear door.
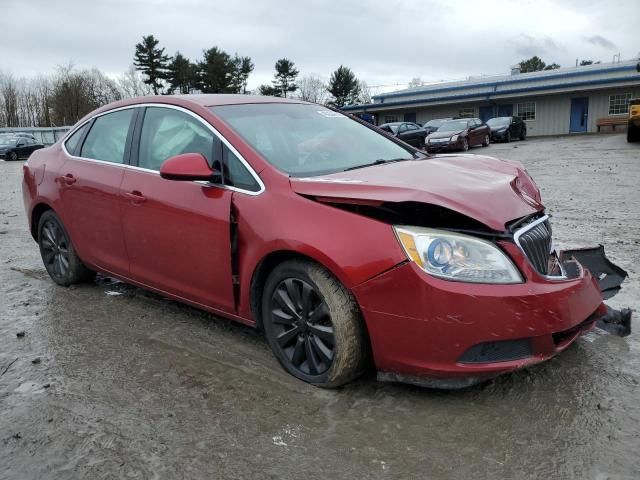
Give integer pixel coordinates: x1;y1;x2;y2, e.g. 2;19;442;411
58;108;136;276
120;105;238;312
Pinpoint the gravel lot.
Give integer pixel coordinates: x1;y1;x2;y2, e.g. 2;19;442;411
1;134;639;479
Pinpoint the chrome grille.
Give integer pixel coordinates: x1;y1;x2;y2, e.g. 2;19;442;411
514;215;552;275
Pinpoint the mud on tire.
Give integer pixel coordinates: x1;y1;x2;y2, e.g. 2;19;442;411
262;259;368;388
38;210;96;286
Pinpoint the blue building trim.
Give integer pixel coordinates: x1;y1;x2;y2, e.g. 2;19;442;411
370;64;638;101
343;75;640;111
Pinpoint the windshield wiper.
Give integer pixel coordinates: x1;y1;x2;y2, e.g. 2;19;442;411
343;158;411;172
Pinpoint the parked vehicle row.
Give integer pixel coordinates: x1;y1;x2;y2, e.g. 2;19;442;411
22;94;630;389
0;135;45;161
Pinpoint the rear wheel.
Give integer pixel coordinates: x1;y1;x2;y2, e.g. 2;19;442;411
8;151;18;161
628;126;639;142
262;260;367;388
38;210;96;286
520;129;527;141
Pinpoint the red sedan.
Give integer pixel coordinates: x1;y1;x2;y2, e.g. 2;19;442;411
22;95;630;388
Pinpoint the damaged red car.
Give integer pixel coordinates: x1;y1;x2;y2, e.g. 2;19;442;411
22;95;631;388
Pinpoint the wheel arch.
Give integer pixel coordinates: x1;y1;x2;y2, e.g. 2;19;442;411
30;202;55;241
249;250;357;330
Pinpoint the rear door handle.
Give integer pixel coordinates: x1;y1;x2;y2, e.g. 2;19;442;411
57;174;76;186
124;191;146;204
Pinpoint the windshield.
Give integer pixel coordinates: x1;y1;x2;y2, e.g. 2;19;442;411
425;119;447;128
212;104;417;176
486;117;511;127
0;137;17;146
437;119;469;132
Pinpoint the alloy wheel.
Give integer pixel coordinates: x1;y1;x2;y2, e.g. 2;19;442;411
9;151;18;161
270;278;335;376
462;138;469;151
40;219;70;281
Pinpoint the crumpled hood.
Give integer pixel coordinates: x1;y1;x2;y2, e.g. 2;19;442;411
290;154;544;231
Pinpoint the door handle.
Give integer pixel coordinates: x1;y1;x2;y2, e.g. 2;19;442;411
124;191;146;204
57;174;76;186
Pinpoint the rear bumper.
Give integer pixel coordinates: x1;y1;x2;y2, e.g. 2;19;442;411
352;244;607;387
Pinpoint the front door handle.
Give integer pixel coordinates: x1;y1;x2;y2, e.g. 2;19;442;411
57;174;76;186
124;191;146;204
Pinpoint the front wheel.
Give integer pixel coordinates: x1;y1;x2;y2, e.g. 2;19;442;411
461;137;469;151
628;126;639;143
505;131;511;143
38;210;96;286
262;260;367;388
482;134;490;147
8;151;18;161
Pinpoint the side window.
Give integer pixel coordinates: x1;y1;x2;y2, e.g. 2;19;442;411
406;123;418;131
138;107;217;171
223;146;261;192
81;109;134;164
65;124;89;155
398;124;408;133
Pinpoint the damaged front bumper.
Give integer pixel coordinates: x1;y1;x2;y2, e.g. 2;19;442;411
354;243;632;390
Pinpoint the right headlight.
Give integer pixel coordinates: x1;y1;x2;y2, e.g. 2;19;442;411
450;134;459;142
394;226;523;284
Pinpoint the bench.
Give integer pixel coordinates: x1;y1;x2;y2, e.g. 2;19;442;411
596;117;628;132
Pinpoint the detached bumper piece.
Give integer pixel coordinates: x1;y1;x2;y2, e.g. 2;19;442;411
560;245;628;300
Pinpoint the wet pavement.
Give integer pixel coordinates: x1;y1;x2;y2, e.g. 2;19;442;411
1;134;639;479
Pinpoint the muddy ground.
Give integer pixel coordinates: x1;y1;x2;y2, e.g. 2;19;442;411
1;134;639;479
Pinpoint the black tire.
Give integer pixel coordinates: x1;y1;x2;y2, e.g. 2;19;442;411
482;134;490;147
38;210;96;286
8;151;18;161
262;259;367;388
628;126;639;143
520;129;527;141
461;137;469;151
505;131;511;143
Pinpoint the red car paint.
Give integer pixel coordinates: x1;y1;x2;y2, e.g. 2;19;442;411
22;94;607;385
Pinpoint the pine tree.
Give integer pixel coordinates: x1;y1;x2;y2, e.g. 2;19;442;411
327;65;360;107
167;52;197;94
196;47;235;93
229;55;254;94
271;58;299;98
133;35;170;94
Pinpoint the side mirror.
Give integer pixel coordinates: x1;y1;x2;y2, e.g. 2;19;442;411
160;153;220;182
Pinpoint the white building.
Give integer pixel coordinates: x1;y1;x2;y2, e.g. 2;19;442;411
343;60;640;136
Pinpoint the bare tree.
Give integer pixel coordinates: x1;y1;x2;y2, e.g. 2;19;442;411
357;80;372;104
408;77;423;89
118;64;153;98
297;75;328;104
0;73;20;127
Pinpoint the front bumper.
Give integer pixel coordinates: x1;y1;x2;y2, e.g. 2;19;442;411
491;130;508;141
352;242;628;388
426;139;463;152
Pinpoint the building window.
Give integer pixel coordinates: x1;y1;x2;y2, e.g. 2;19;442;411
458;108;475;118
516;102;536;121
608;94;632;115
384;115;398;123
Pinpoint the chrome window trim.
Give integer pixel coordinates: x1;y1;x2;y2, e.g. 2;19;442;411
513;214;569;281
60;103;265;196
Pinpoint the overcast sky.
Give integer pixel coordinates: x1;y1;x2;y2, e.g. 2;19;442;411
3;0;639;94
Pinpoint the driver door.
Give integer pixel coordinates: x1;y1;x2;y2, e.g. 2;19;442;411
120;106;235;312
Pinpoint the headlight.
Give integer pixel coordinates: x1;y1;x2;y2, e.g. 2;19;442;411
394;226;523;284
451;135;458;142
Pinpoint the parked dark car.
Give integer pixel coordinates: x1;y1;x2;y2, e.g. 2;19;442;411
486;116;527;142
379;122;427;148
426;118;490;153
423;118;452;135
0;135;45;161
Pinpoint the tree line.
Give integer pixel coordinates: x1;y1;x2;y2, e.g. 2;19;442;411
0;34;367;128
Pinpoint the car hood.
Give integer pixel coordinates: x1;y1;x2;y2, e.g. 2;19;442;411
290;154;543;231
428;130;464;139
489;125;509;132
